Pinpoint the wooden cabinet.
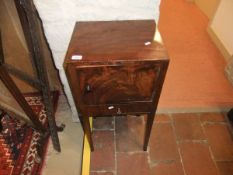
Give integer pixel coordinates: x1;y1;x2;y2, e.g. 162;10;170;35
64;20;169;151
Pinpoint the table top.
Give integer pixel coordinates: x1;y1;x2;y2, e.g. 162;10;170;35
64;20;168;64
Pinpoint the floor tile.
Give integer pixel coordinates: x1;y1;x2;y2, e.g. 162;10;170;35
179;142;219;175
200;113;226;123
158;0;233;109
216;161;233;175
150;161;184;175
93;117;114;130
41;95;83;175
155;114;171;123
204;123;233;161
90;172;114;175
115;115;145;152
173;113;205;140
90;131;115;171
149;123;179;162
117;152;150;175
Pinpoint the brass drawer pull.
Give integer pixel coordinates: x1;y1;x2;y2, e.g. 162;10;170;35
117;108;122;114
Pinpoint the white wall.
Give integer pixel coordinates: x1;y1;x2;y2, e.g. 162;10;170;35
210;0;233;56
34;0;161;121
195;0;219;19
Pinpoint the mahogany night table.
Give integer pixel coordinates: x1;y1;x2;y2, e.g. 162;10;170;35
63;20;169;151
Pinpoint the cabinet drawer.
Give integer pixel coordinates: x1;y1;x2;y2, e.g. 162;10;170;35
82;103;152;117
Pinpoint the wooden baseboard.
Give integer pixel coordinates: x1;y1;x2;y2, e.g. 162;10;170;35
207;26;231;62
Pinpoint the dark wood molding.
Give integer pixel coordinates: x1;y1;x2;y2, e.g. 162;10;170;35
227;108;233;124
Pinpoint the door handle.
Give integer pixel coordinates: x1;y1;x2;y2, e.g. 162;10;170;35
85;84;92;93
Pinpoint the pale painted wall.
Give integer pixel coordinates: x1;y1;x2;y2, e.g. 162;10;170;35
34;0;161;121
195;0;219;19
210;0;233;56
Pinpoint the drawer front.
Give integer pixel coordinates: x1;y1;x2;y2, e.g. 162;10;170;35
82;103;152;117
74;61;167;105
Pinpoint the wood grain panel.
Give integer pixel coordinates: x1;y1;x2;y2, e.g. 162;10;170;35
76;62;161;105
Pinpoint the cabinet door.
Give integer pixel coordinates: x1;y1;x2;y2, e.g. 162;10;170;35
75;61;167;105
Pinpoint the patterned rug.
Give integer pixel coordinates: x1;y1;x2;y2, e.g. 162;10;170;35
0;91;59;175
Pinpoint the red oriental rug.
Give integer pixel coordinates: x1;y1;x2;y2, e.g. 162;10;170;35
0;91;59;175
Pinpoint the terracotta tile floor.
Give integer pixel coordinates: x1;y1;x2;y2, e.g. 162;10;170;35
90;113;233;175
157;0;233;111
